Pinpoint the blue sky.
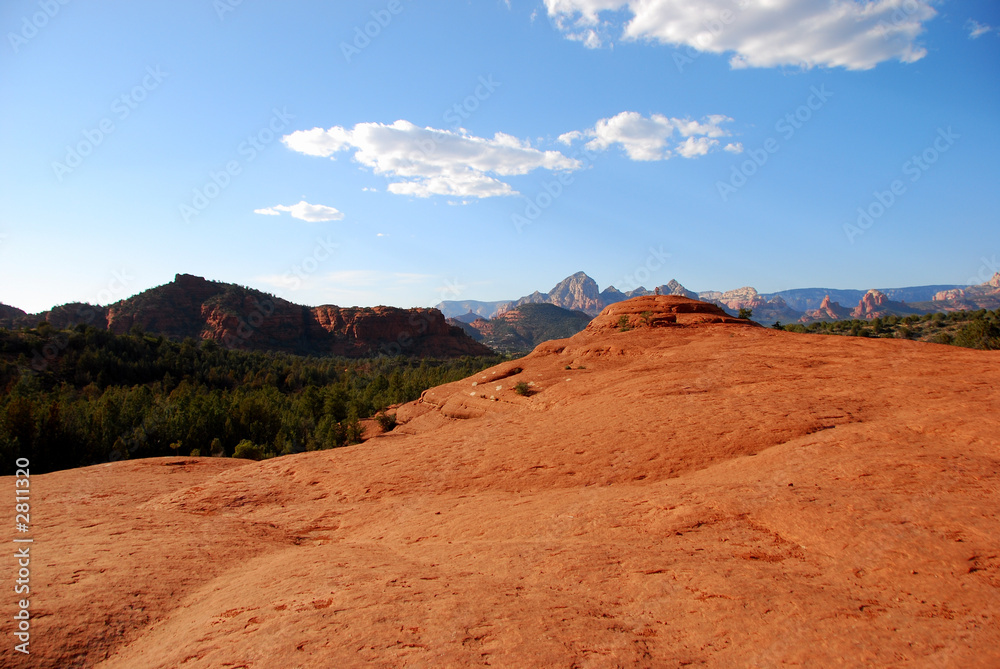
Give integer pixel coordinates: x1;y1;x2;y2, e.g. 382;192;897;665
1;0;998;312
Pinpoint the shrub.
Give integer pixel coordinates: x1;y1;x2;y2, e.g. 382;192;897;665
738;308;753;319
514;381;531;396
233;439;264;460
375;412;397;432
617;315;631;332
189;448;201;457
953;318;1000;350
929;332;954;345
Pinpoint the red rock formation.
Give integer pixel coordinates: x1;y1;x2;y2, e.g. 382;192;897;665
586;294;750;333
511;272;604;316
3;274;492;358
933;288;966;302
851;289;891;319
8;295;1000;667
933;273;1000;311
715;286;767;312
801;294;853;322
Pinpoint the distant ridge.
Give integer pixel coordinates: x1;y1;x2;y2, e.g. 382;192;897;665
436;272;996;325
0;274;491;358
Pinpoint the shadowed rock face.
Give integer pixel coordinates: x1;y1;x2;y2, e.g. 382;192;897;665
4;295;1000;668
0;274;492;358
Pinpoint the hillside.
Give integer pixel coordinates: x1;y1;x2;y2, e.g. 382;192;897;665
4;295;998;667
0;274;491;358
449;302;593;353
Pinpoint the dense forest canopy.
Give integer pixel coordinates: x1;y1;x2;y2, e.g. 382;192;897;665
0;324;504;475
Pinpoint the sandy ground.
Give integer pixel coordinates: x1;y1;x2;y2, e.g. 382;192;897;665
2;296;998;668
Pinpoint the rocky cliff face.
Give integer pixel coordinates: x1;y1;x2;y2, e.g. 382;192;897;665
1;274;492;358
933;288;966;302
548;272;603;315
453;303;593;353
932;273;1000;310
801;295;853;322
512;272;604;316
660;279;697;299
715;286;767;311
848;289;923;319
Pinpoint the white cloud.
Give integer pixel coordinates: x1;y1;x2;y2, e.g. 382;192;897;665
562;111;734;161
967;20;996;39
544;0;937;70
283;120;581;199
254;200;344;222
724;142;744;154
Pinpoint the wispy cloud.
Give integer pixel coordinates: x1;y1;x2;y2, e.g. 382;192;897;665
967;19;997;39
254;200;345;222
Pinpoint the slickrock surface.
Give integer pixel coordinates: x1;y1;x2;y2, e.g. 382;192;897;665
4;296;998;667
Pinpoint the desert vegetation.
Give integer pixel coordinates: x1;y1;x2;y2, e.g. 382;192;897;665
772;308;1000;350
0;324;503;474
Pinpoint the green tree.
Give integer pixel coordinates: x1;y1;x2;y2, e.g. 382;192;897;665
954;318;1000;350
